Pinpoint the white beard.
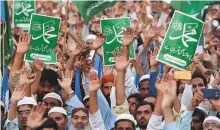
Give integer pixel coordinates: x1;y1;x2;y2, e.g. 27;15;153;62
69;124;91;130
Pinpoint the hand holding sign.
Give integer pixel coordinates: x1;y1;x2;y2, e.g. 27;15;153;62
122;27;136;47
16;32;31;54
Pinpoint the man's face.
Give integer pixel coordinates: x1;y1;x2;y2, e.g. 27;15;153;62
135;104;152;129
39;81;56;97
84;100;90;109
43;98;61;114
203;120;220;130
191;115;202;130
139;81;149;98
101;84;112;97
115;120;134;130
72;110;89;129
192;78;205;94
128;97;137;116
86;39;94;46
49;112;67;130
17;105;32;128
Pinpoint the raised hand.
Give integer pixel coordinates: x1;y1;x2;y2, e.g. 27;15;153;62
26;102;47;129
57;69;73;93
29;59;44;73
89;71;101;93
202;51;212;62
122;27;137;46
19;67;36;85
130;57;143;76
144;27;156;40
192;53;204;64
213;45;220;56
150;47;159;67
11;85;26;102
15;32;31;54
114;47;130;71
159;75;177;109
90;33;105;50
67;39;83;56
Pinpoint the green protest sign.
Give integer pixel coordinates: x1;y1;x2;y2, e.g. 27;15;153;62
25;14;61;64
13;1;35;30
101;17;135;66
156;11;204;70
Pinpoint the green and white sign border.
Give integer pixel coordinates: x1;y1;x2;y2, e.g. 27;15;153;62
13;1;36;30
156;10;204;70
24;13;61;64
100;17;135;66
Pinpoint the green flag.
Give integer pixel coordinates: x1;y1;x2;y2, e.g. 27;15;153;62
163;0;214;17
1;1;14;66
74;0;117;23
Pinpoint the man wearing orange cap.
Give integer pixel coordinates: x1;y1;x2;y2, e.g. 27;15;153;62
101;74;115;107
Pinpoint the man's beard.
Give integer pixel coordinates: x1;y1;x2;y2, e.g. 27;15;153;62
69;123;90;130
137;117;148;129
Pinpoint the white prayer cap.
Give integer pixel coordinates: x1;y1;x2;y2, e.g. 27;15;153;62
196;106;208;115
48;107;67;116
17;97;37;107
85;34;97;42
116;113;137;125
139;74;150;83
0;100;5;107
83;95;90;102
43;92;63;106
203;116;220;124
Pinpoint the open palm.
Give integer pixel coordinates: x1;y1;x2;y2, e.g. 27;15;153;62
91;33;105;50
11;85;26;102
150;48;159;67
27;103;47;129
16;33;31;54
89;71;101;92
122;27;136;46
57;69;73;92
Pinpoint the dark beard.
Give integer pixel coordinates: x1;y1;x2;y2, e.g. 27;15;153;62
137;123;147;129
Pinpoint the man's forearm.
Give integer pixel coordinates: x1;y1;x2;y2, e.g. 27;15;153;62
89;92;98;114
9;101;18;120
163;108;174;124
116;71;126;105
12;53;24;71
31;72;42;95
154;92;163;116
66;55;76;71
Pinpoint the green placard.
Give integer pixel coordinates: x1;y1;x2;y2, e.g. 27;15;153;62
101;17;135;66
25;14;61;64
13;1;35;30
156;11;204;70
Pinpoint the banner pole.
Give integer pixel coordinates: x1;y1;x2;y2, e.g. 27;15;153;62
63;0;69;66
2;24;5;75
